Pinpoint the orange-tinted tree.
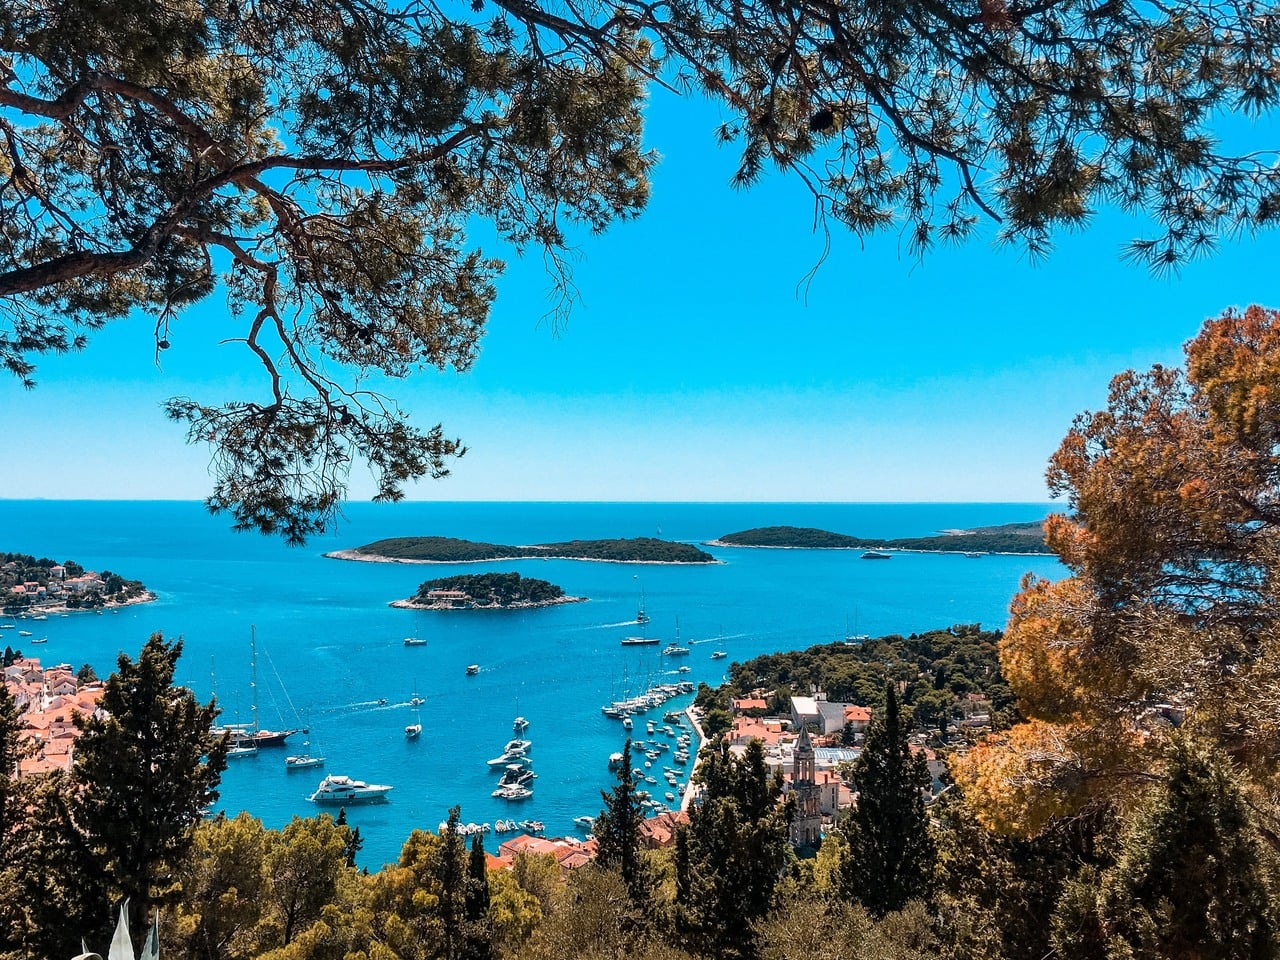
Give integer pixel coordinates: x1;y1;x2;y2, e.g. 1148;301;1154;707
955;304;1280;837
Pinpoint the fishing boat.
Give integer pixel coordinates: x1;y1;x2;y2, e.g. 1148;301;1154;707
308;774;392;804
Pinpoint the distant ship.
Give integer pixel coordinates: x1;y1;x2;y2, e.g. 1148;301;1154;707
861;551;892;560
621;636;660;646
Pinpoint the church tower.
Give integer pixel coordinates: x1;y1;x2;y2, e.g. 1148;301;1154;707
790;723;822;846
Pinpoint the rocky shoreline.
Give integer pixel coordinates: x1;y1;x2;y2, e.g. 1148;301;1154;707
8;592;158;617
389;595;587;611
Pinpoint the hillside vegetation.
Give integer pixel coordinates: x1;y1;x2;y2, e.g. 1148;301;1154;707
346;536;716;563
409;572;575;607
713;522;1048;554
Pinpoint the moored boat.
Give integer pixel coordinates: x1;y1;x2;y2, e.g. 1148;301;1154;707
308;774;392;804
861;551;892;560
662;644;690;657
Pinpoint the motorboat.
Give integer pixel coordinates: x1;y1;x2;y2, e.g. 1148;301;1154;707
662;644;690;657
505;738;532;753
677;665;690;673
608;751;624;769
573;815;595;829
518;819;545;833
31;637;47;644
17;630;32;637
492;784;533;800
466;664;480;676
622;716;633;730
861;551;892;560
404;636;427;646
227;744;258;759
285;753;324;769
405;722;422;738
620;636;659;646
308;774;392;804
711;650;727;659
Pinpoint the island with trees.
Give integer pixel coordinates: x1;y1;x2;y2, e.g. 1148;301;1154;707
1;552;154;615
392;573;586;610
708;522;1050;555
330;536;717;564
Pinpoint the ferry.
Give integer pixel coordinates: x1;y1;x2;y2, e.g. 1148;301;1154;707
308;774;392;804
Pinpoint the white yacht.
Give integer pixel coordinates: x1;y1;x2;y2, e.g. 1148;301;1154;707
285;753;323;770
308;774;392;804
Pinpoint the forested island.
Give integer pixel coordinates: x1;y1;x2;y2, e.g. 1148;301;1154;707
0;551;154;614
392;572;585;610
708;521;1049;554
330;536;717;564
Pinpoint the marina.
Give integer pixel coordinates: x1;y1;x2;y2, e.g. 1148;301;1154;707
0;499;1062;868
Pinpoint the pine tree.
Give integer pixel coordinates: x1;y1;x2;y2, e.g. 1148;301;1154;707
70;633;227;947
1087;737;1278;960
840;683;935;917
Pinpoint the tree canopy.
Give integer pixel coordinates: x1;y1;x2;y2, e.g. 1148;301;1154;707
4;0;1280;540
954;305;1280;838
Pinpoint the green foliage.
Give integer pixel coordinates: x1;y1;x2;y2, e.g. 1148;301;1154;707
700;707;733;739
723;625;1010;732
359;536;716;563
754;898;936;960
412;572;568;606
70;633;227;947
0;552;148;611
675;739;794;959
1076;738;1279;960
714;524;1048;554
838;685;935;917
593;740;651;905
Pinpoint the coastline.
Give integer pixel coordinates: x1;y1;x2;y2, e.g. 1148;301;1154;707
388;595;588;611
9;592;158;617
327;549;721;566
703;541;1054;557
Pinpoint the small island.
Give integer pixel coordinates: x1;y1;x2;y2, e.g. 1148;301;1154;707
391;572;586;610
1;551;155;615
330;536;718;564
708;522;1051;555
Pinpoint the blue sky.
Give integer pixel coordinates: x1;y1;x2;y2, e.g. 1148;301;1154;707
6;88;1280;504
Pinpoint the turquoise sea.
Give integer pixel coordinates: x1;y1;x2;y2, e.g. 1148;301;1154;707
0;500;1066;867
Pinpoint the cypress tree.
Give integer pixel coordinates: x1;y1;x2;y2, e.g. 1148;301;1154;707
840;682;935;916
592;739;650;901
463;833;494;960
70;633;227;947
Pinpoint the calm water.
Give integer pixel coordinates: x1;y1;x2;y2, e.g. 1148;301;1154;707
0;500;1065;867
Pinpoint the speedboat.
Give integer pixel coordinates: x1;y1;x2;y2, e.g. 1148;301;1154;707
466;664;480;676
711;650;727;659
308;774;392;804
404;637;427;646
573;815;594;829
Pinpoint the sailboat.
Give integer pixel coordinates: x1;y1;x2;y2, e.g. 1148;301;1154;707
286;712;325;769
636;586;650;625
405;681;423;738
232;627;304;749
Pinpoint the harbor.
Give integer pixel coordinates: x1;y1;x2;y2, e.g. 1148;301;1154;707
0;499;1062;868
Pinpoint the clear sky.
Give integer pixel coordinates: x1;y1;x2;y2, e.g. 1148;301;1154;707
5;88;1280;504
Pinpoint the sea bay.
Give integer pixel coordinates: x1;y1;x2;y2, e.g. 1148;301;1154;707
0;500;1065;867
